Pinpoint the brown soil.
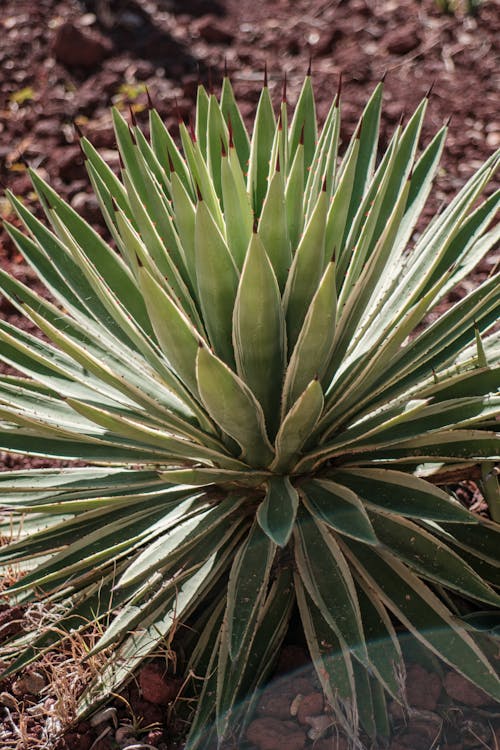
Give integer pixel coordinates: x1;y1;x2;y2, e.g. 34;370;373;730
0;0;499;748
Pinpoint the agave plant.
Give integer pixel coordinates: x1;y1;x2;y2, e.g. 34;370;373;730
0;72;499;747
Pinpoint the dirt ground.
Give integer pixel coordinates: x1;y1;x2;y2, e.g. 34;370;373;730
0;0;499;748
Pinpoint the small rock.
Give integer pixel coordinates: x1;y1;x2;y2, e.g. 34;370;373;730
126;60;155;81
52;21;112;67
405;663;442;711
8;173;33;196
388;699;406;721
0;691;18;709
90;706;118;728
115;725;136;745
71;192;102;223
296;692;323;725
84;121;115;149
444;672;493;707
246;717;306;750
291;676;315;695
139;663;180;705
313;738;348;750
314;28;343;55
305;714;332;740
33;119;62;139
145;728;164;746
194;15;234;44
385;26;421;55
394;732;434;750
406;714;442;744
256;686;294;719
12;670;46;696
59;732;93;750
91;740;114;750
55;145;84;182
486;131;500;149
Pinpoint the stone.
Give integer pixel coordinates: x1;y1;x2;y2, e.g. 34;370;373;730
12;670;46;696
444;672;493;707
55;145;84;182
52;21;112;67
313;739;348;750
194;15;234;44
246;717;306;750
256;686;294;720
405;663;442;711
138;663;180;705
385;26;421;55
71;192;101;224
59;732;93;750
296;692;324;725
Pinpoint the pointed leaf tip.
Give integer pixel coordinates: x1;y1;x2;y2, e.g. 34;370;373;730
174;96;183;123
425;79;436;98
307;55;312;77
145;86;154;110
336;72;342;103
282;72;287;103
128;105;137;128
73;120;84;139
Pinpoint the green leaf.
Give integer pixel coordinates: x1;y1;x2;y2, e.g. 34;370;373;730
294;507;368;664
368;510;500;606
295;575;356;723
232;232;285;437
257;476;299;547
258;169;291;290
344;540;500;702
226;521;275;658
221;148;253;270
302;479;377;545
220;75;250;172
196;345;274;467
272;378;323;473
137;265;202;397
285;142;305;251
283;188;328;351
335;468;476;523
195;83;210;158
195;200;239;366
288;74;317;175
247;83;275;215
282;261;337;411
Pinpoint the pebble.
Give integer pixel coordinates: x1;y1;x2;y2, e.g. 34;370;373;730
246;716;306;750
11;670;46;696
405;663;442;711
0;691;18;709
296;691;324;725
443;672;493;707
138;663;180;705
385;25;421;55
90;706;118;728
52;21;112;67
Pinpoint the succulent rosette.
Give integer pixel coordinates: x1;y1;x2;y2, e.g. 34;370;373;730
0;73;499;747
